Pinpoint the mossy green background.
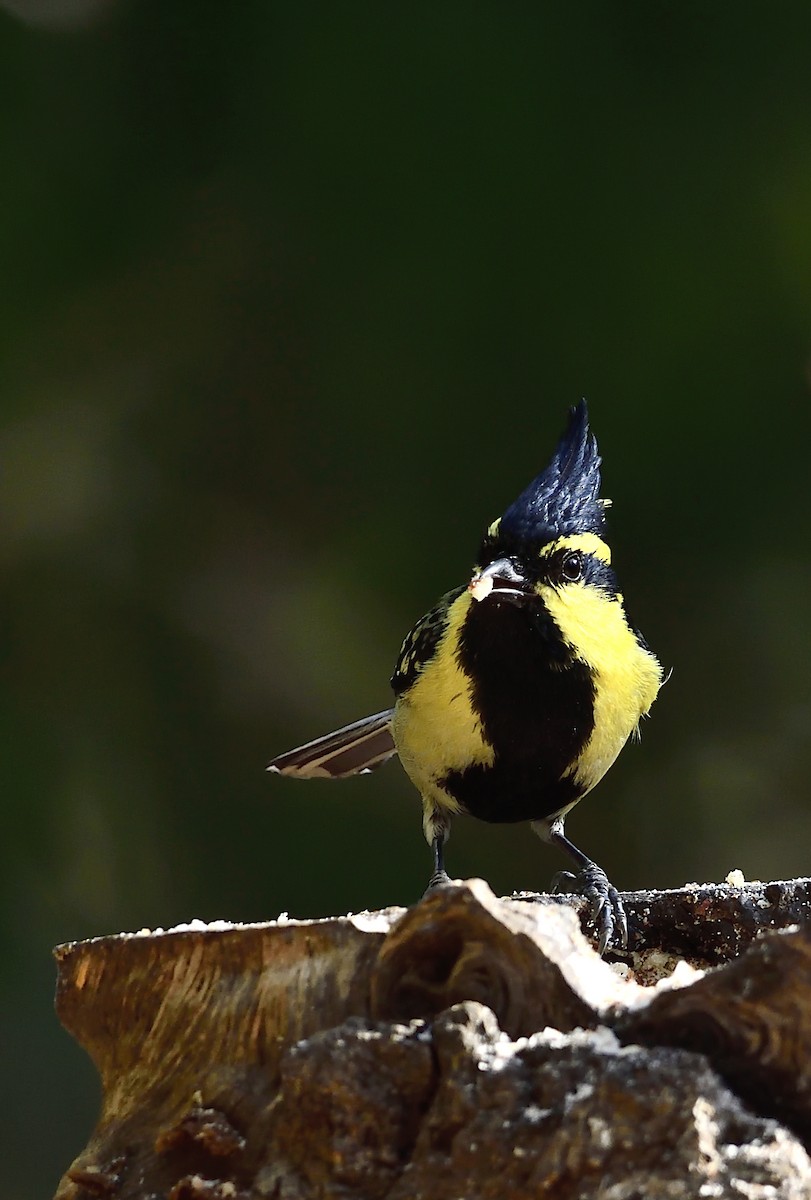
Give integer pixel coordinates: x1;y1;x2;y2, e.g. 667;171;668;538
3;3;811;1193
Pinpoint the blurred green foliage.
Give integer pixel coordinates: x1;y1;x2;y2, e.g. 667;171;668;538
3;2;811;1193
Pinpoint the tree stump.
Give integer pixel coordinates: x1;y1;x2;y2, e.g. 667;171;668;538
54;877;811;1199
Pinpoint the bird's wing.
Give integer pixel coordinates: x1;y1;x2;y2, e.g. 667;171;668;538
391;586;466;696
267;709;396;779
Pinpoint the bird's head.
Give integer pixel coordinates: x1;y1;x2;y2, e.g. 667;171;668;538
469;401;617;606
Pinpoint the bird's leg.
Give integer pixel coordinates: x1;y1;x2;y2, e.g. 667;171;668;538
532;817;628;955
425;835;451;892
423;809;451;893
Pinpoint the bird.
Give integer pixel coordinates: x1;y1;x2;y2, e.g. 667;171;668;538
268;401;662;953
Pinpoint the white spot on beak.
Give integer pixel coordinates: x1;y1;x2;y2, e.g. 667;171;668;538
469;573;495;602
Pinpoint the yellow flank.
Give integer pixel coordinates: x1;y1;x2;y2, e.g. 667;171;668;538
541;532;611;564
392;589;493;828
538;580;662;795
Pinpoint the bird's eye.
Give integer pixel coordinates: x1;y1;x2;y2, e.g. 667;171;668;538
561;550;583;582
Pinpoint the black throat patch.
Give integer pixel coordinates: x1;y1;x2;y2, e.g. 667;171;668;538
445;592;596;824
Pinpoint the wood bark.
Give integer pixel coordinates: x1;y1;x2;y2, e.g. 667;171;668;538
54;877;811;1199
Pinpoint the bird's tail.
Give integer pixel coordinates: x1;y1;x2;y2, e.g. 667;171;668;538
267;709;396;779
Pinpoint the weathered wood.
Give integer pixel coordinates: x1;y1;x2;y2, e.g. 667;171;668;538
54;878;811;1199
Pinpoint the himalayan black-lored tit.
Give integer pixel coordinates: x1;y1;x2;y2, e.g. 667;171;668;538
268;401;662;953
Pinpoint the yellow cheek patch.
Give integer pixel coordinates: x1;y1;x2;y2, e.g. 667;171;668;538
540;532;611;564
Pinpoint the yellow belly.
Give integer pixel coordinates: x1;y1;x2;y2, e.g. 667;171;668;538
539;581;662;794
392;580;662;837
392;589;493;827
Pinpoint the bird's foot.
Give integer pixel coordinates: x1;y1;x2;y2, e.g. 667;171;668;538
423;870;452;896
551;866;628;956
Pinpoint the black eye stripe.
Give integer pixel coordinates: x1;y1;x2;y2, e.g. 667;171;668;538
482;538;618;597
540;546;585;582
533;547;618;596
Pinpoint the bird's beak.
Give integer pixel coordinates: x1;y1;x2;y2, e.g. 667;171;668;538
468;558;527;604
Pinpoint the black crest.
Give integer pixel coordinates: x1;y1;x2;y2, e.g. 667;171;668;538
498;400;604;544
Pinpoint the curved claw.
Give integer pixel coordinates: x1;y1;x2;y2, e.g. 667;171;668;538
423;870;452;896
551;863;628;955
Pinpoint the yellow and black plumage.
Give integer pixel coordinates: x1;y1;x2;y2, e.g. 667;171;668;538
268;402;662;952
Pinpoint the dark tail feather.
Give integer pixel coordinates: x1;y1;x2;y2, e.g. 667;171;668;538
267;709;396;779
